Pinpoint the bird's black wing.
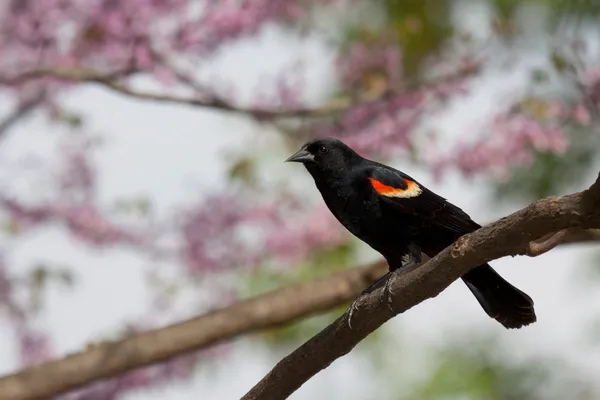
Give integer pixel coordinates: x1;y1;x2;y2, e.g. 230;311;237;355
366;166;480;234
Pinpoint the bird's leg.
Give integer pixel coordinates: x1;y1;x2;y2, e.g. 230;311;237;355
356;270;394;296
346;247;422;328
346;271;393;329
381;245;422;311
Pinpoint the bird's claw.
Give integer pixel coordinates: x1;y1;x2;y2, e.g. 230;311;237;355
346;296;364;329
383;273;397;312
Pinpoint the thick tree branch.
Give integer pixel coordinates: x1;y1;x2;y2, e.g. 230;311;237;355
0;223;598;398
0;261;387;400
242;173;600;400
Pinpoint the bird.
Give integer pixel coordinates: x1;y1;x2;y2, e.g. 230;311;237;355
285;137;536;329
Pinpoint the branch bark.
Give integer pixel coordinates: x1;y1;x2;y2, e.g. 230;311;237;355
0;211;599;399
0;62;479;121
242;173;600;400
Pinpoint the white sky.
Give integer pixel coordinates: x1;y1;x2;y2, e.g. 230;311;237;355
0;6;600;400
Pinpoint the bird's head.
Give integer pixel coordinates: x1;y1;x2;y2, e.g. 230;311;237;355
285;137;360;175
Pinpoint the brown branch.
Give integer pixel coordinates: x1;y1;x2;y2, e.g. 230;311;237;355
0;61;480;121
0;67;356;119
0;261;387;400
242;174;600;400
0;223;598;398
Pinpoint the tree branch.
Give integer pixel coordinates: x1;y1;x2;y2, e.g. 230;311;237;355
0;61;479;121
0;67;360;119
0;226;598;398
0;93;46;141
0;261;387;400
242;174;600;400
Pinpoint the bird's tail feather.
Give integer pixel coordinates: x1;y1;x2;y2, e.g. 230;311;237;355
461;264;536;329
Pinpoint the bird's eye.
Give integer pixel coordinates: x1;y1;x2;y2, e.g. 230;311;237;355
318;146;329;155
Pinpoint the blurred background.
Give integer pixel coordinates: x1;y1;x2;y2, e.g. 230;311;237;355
0;0;600;399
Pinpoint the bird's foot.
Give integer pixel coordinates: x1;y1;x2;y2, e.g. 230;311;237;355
346;296;364;330
381;272;399;312
346;250;422;328
379;259;421;313
346;271;392;329
346;278;395;328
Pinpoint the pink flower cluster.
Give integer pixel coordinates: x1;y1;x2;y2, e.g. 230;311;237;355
309;45;476;157
180;190;348;275
0;0;331;81
336;42;402;93
2;197;150;247
434;112;571;178
0;258;54;369
183;0;324;54
332;92;426;155
1;139;151;247
18;329;53;367
181;194;256;274
264;204;347;263
58;141;96;201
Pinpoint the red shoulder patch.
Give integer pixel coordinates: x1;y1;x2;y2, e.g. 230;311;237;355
368;177;422;198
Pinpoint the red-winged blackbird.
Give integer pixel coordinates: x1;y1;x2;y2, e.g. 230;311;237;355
286;137;536;329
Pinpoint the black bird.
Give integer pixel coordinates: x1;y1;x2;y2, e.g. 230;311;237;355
285;137;536;329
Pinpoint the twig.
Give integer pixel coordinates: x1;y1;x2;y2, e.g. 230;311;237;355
561;228;600;244
527;229;570;256
0;94;46;141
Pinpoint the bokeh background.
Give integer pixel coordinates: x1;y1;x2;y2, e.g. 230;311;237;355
1;0;600;399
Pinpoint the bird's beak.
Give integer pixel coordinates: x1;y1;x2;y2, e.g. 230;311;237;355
285;148;314;163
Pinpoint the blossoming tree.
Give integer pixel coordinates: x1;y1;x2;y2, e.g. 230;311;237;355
0;0;599;399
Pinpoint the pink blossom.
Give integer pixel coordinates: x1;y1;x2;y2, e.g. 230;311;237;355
252;69;305;111
180;191;349;274
181;195;250;274
1;196;151;248
544;100;565;120
58;141;96;202
337;43;402;93
435;113;569;177
572;103;591;125
264;204;347;263
19;329;53;366
310;91;427;156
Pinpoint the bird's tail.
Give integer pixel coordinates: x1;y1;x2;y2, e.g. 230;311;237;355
461;264;536;329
